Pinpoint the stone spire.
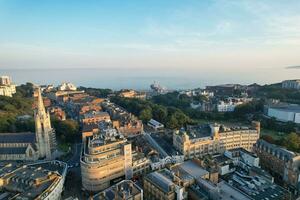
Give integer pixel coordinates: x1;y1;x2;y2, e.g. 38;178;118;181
36;86;46;117
34;87;56;160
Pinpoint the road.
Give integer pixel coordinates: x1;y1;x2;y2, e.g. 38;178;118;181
67;143;82;166
63;143;84;199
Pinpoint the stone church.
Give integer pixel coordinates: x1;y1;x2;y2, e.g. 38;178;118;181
0;87;57;161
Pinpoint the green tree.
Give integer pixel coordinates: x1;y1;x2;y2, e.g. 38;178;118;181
192;95;208;103
78;87;112;98
152;105;167;123
139;108;152;123
15;118;35;132
284;132;300;152
166;115;178;129
52;118;79;143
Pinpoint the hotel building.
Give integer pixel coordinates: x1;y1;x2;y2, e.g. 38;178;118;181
173;121;260;160
81;131;132;192
80;120;150;193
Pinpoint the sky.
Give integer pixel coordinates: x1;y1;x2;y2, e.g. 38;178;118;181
0;0;300;72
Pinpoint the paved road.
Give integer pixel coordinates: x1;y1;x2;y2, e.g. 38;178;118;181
67;143;82;166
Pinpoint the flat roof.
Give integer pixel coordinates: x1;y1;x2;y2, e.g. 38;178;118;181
225;168;289;200
146;169;175;193
186;125;211;138
269;105;300;112
178;160;209;180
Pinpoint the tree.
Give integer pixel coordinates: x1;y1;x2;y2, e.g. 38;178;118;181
152;105;167;123
193;95;208;103
15;82;34;98
166;115;178;129
284;132;300;152
139;108;152;123
261;135;275;144
52;118;79;143
15;118;35;132
78;87;112;98
173;110;189;128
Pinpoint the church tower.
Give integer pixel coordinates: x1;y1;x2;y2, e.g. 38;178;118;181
34;87;56;160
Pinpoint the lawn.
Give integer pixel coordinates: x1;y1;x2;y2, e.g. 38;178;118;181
260;128;286;140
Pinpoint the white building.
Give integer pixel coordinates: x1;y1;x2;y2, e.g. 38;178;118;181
147;119;164;130
282;80;300;90
58;82;77;91
217;101;239;112
0;76;16;97
224;148;259;168
267;105;300;124
0;76;11;85
199;90;214;97
217;97;252;112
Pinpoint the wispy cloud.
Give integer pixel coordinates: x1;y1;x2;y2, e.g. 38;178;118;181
286;65;300;69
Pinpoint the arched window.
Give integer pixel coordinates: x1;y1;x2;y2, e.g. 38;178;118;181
29;149;33;157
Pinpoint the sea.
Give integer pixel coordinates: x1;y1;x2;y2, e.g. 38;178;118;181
0;67;299;90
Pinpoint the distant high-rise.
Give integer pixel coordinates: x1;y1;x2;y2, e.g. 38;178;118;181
0;76;11;85
0;75;16;97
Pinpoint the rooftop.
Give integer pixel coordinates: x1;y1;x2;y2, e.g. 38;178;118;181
148;119;164;127
145;169;176;193
82;123;99;132
93;180;142;200
186;124;212;138
227;147;258;158
151;133;181;157
256;139;297;161
0;160;67;199
178;123;257;140
0;147;28;155
224;168;289;200
269;105;300;112
175;160;209;180
83;111;110;119
0;132;36;144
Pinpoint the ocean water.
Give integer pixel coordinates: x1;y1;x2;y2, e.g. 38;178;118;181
0;67;298;90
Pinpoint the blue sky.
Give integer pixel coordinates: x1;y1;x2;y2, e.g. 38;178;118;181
1;0;300;71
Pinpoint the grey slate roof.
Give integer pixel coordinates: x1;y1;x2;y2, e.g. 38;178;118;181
0;132;36;144
256;139;296;161
0;147;28;154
